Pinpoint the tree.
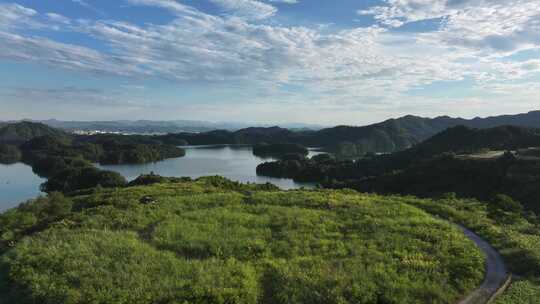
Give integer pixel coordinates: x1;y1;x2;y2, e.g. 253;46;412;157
43;192;73;219
488;194;523;223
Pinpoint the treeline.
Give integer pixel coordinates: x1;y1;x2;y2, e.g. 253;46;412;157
331;154;540;213
19;135;186;193
152;111;540;158
154;117;457;156
252;143;308;158
19;136;127;193
0;121;68;145
0;122;186;194
74;134;186;164
257;125;540;212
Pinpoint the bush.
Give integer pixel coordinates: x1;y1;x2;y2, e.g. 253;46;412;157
41;167;126;193
128;173;170;186
488;194;524;223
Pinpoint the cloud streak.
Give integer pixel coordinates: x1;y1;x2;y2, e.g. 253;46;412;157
0;1;539;122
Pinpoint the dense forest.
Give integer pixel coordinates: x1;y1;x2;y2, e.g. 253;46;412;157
0;121;68;145
257;126;540;212
340;154;540;212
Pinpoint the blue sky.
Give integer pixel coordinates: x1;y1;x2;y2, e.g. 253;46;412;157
0;0;539;125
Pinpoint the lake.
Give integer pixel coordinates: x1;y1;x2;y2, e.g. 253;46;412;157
0;162;46;212
1;145;320;212
99;145;321;189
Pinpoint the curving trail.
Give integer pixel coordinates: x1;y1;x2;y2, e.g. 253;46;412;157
456;225;509;304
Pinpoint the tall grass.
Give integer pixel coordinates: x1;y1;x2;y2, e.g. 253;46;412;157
0;178;486;303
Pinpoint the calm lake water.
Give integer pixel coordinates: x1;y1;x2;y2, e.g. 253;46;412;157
99;145;321;189
0;145;320;212
0;163;46;212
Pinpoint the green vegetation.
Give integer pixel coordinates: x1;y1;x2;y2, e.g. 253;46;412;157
41;166;127;193
159;112;540;157
349;155;540;213
258;126;540;212
0;177;485;304
252;143;308;158
76;133;186;165
0;144;21;164
20;134;186;166
495;280;540;303
0;121;68;145
0;122;186;194
159;117;452;156
0;122;186;167
392;193;540;303
17;136;127;193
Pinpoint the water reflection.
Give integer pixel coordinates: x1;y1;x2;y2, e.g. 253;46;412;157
0;145;321;211
99;145;321;190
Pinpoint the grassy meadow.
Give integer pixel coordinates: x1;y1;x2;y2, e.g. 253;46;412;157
395;194;540;303
0;177;485;304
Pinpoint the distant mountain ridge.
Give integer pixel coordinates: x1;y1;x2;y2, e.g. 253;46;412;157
3;110;540;155
157;110;540;155
2;119;326;134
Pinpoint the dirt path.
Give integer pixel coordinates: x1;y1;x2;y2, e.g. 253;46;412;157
457;225;509;304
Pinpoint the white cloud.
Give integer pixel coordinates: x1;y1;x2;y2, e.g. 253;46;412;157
46;13;71;24
0;1;538;120
209;0;277;20
360;0;540;56
268;0;298;4
0;3;38;29
0;31;148;77
126;0;202;16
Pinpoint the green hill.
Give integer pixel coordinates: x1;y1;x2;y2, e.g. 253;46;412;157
256;125;540;213
0;121;68;145
0;177;486;304
405;125;540;158
158;111;540;157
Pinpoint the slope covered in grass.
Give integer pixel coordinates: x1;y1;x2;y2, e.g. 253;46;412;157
395;194;540;304
0;178;485;304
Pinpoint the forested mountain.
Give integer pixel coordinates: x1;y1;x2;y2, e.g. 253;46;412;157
0;122;68;144
159;111;540;156
405;125;540;158
257;125;540;181
312;111;540;155
257;125;540;212
5;111;539;156
4;111;540;158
